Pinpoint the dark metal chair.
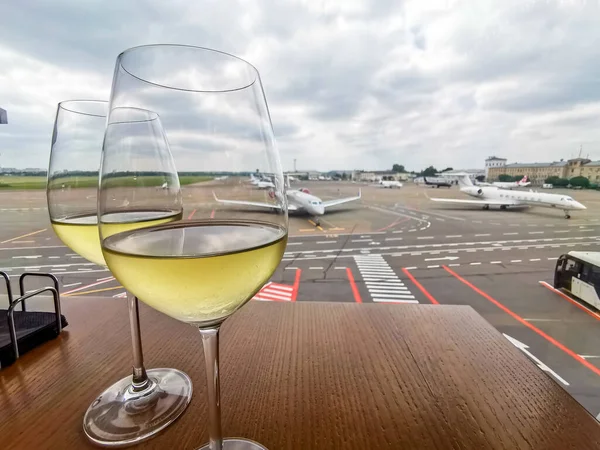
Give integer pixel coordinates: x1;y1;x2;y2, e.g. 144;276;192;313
1;272;67;367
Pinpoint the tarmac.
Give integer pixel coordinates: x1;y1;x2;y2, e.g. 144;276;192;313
2;181;600;418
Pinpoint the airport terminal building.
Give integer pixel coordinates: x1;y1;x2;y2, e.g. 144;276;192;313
487;157;600;184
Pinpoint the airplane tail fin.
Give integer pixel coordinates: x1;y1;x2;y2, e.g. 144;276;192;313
457;174;473;188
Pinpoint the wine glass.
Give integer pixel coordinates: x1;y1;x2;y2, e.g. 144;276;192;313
47;100;192;447
101;45;288;450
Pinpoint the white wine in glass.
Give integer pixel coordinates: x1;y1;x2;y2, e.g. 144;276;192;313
102;45;288;450
47;100;192;447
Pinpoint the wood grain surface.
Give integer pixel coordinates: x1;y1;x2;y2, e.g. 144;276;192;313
1;298;599;449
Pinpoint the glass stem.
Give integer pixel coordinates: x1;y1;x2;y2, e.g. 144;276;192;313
200;327;223;450
128;293;150;391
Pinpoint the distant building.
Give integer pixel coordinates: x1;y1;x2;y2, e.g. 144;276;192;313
352;170;406;182
485;157;600;184
484;156;507;178
0;107;6;124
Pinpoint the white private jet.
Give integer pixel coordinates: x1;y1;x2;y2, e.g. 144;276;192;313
214;176;229;181
478;175;531;189
430;174;586;218
213;179;361;226
249;174;275;189
373;179;403;188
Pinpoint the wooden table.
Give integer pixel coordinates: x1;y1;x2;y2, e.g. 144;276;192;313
1;298;600;449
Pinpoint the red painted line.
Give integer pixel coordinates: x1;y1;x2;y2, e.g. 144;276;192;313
63;277;115;295
346;268;363;303
402;268;439;304
443;265;600;378
292;269;302;302
187;209;197;220
376;217;410;232
539;281;600;322
210;209;215;219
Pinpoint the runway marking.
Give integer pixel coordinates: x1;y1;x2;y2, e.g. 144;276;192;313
11;240;35;244
287;242;302;246
292;269;301;301
62;277;115;295
12;255;42;259
402;268;439;304
443;266;600;378
446;235;462;238
352;239;371;243
1;228;47;244
354;255;415;302
448;263;460;267
346;268;362;303
539;281;600;321
49;256;60;259
285;267;299;270
309;266;323;270
253;282;294;302
475;234;491;237
377;217;410;232
528;231;544;235
65;285;123;297
529;258;541;262
62;282;82;288
427;265;439;268
187;209;197;220
334;267;347;270
510;260;522;263
503;232;518;236
579;355;600;359
417;236;434;240
316;241;336;244
307;220;324;231
392;230;403;234
385;237;403;241
524;318;562;322
470;262;481;265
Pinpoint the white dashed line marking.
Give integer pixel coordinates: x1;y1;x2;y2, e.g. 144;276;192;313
475;234;491;237
511;260;522;263
417;236;434;240
503;232;518;236
470;262;481;265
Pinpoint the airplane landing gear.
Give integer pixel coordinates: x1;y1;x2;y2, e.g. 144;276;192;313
500;205;507;210
482;204;490;210
312;217;321;226
564;210;571;219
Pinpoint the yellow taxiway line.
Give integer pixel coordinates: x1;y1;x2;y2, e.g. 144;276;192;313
64;285;124;297
1;228;47;244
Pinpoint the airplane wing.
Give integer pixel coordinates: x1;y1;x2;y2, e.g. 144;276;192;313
322;190;361;209
430;198;520;206
213;192;294;210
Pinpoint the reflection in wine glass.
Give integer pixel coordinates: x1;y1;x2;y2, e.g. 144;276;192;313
102;45;288;449
47;100;192;447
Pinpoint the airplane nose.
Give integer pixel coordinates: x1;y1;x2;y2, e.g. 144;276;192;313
578;202;587;210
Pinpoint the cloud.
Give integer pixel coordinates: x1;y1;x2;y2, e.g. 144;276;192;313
2;0;600;172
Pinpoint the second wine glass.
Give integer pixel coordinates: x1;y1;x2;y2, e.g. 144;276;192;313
47;100;192;447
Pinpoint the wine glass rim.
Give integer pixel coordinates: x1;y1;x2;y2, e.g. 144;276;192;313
117;44;259;93
58;100;107;118
109;106;160;125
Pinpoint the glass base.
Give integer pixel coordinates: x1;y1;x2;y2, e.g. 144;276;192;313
83;368;193;447
197;438;268;449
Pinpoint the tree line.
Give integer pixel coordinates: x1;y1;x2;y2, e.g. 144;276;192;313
391;164;453;176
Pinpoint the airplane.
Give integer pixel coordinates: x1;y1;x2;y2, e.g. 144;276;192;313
249;174;275;189
423;177;452;188
213;178;361;226
373;179;403;188
214;176;229;181
429;174;586;219
478;175;531;189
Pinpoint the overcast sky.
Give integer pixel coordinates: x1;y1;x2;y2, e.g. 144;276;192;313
2;0;600;172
